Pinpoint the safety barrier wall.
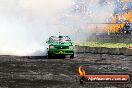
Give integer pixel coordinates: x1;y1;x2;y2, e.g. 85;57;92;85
75;46;132;56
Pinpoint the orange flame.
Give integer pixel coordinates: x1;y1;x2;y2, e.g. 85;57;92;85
78;66;86;76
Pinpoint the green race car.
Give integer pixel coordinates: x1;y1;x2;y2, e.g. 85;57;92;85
46;35;74;58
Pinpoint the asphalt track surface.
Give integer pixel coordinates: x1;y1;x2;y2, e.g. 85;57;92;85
0;53;132;88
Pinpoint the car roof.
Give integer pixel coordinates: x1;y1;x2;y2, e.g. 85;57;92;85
50;35;69;37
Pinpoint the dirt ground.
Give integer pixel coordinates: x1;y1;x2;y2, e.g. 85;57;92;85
0;53;132;88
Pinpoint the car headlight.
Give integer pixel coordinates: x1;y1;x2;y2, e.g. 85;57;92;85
49;45;54;48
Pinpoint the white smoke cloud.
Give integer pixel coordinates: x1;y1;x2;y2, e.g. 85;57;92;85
0;0;73;56
58;0;115;41
0;0;116;55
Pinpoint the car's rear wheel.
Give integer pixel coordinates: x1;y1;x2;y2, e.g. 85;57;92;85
70;53;74;59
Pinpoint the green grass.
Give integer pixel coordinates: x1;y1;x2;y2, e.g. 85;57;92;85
79;42;132;48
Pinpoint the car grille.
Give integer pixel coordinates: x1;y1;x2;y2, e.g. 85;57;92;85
55;46;69;49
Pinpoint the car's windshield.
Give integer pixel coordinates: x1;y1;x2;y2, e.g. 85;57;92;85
49;36;71;43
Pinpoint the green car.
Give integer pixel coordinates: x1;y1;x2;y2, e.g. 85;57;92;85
46;35;74;58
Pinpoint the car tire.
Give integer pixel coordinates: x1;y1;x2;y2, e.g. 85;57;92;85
70;53;74;59
48;52;52;58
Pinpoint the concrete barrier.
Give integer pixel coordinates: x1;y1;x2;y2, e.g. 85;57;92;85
85;46;90;53
125;48;132;56
119;47;126;55
98;47;108;54
75;46;85;53
108;48;120;55
75;46;132;56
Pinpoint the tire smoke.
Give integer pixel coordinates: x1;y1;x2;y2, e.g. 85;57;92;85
0;0;115;56
0;0;73;56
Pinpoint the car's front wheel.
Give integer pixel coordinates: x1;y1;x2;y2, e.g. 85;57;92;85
48;52;52;58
